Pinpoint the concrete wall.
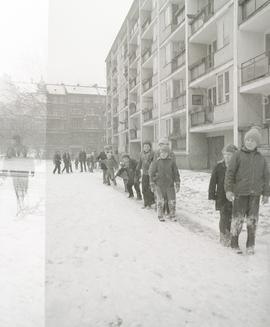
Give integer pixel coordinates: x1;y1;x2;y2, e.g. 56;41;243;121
188;133;208;169
238;93;263;128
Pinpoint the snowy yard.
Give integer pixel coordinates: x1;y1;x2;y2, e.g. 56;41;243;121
1;161;270;327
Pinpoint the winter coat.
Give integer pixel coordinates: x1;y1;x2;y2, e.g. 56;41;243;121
63;153;71;163
97;151;107;170
153;149;176;162
79;151;87;162
149;155;180;191
106;157;118;170
116;159;140;183
137;150;154;176
53;153;61;165
209;161;230;210
225;147;270;197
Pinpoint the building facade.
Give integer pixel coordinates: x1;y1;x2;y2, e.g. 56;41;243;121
105;0;270;169
46;84;106;158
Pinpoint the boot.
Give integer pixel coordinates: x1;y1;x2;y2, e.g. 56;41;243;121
157;201;165;221
168;200;177;221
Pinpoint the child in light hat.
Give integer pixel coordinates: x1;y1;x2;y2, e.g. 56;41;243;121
209;144;238;246
225;126;270;254
149;145;180;221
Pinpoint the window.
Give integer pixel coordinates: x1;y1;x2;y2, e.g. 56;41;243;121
166;119;171;136
264;96;270;121
164;81;172;103
164;6;171;28
164;43;171;65
192;95;203;106
225;71;230;102
217;71;230;105
217;74;223;104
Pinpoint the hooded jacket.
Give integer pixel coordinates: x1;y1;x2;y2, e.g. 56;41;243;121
225;147;270;197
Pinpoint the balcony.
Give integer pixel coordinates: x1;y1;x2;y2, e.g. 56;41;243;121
112;87;118;95
172;49;186;73
172;93;186;112
143;108;153;122
112;67;118;76
129;47;139;65
172;6;185;32
190;106;214;127
142;15;152;35
129;102;138;116
240;50;270;94
142;75;157;93
119;120;129;132
239;0;270;29
189;43;232;85
130;20;139;40
130;128;140;140
129;76;139;90
189;0;232;42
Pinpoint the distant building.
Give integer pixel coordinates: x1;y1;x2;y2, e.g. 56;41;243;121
105;0;270;169
45;84;106;158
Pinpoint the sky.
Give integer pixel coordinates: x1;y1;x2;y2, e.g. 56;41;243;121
48;0;134;87
0;0;48;83
0;0;134;86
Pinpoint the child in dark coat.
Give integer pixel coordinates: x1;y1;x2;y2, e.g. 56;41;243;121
116;154;142;199
105;152;118;186
149;145;180;221
225;127;270;254
209;144;238;246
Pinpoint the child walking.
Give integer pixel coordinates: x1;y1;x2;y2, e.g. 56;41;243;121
208;144;238;246
149;145;180;221
225;127;270;254
105;152;118;186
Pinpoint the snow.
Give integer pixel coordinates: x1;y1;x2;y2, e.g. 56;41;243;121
1;162;270;327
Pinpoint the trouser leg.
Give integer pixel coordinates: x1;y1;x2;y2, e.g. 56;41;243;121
167;187;176;219
231;196;248;249
156;187;165;219
134;182;142;199
127;181;134;197
219;202;232;245
246;196;260;249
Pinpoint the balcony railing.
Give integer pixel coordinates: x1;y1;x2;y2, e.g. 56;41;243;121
129;48;139;65
189;0;214;35
190;52;215;81
239;0;270;23
112;67;118;75
241;50;270;84
129;103;137;116
172;6;185;32
190;106;214;127
112;87;118;95
142;15;152;34
172;49;186;73
129;76;139;90
113;107;118;114
130;128;139;140
172;93;186;112
142;76;154;93
143;108;153;122
130;20;139;38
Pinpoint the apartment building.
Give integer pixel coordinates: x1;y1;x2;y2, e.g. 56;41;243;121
46;84;106;158
106;0;270;169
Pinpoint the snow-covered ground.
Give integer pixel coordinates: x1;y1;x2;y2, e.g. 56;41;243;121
0;160;45;327
46;165;270;327
1;162;270;327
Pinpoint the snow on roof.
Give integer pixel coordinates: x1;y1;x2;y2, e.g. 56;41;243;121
46;84;66;95
65;85;106;96
16;82;39;94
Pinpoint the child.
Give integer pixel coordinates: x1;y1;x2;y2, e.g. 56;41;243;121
149;145;180;221
105;151;118;186
116;162;129;192
136;141;155;209
225;127;270;254
116;154;142;200
208;144;238;246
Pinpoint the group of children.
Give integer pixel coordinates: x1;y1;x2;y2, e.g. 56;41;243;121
99;126;269;255
98;140;180;222
209;126;269;255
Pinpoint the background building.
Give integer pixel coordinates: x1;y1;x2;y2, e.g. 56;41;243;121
46;84;106;158
105;0;270;169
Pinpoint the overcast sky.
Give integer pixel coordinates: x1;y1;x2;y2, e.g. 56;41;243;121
0;0;134;86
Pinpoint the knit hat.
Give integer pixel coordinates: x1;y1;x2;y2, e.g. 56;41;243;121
222;144;238;153
121;153;130;159
158;138;169;146
160;145;170;154
244;126;262;146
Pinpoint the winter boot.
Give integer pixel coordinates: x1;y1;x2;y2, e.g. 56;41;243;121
246;246;255;255
168;200;177;221
157;201;165;221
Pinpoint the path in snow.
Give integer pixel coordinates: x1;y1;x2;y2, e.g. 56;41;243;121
46;169;270;327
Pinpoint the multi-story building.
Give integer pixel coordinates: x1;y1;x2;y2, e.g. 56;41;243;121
105;0;270;169
46;84;106;158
